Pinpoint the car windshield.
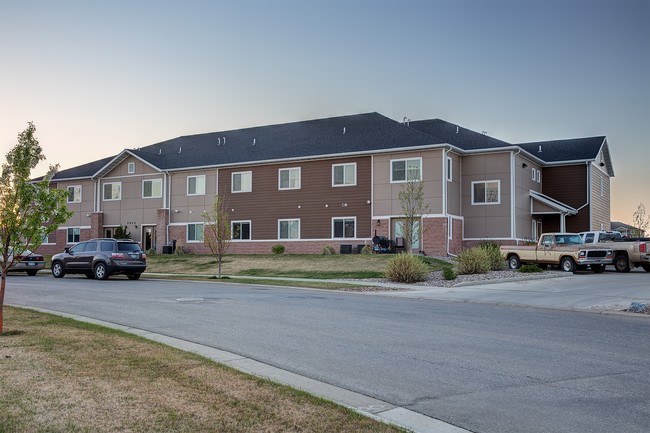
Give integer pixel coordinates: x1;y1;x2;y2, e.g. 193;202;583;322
117;242;141;252
555;234;583;245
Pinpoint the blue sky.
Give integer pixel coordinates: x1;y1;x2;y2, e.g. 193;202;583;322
1;0;648;223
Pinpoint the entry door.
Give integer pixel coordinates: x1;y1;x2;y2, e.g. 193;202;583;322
392;219;420;251
142;226;156;251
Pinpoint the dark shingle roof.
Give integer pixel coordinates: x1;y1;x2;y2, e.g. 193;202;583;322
518;137;606;163
52;155;116;180
131;112;441;171
409;119;512;150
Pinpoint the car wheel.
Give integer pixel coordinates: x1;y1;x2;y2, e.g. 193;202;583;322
560;256;576;273
94;263;108;280
27;270;38;276
508;255;521;270
85;273;95;279
127;273;141;280
614;254;630;273
51;261;65;278
591;264;605;273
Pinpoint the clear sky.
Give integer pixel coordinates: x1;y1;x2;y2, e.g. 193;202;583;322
1;0;648;224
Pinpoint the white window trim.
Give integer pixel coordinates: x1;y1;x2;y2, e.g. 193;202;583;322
446;157;452;182
127;162;135;174
278;218;300;240
102;182;122;201
67;185;82;203
532;168;536;181
278;167;301;190
231;220;252;240
536;169;541;183
142;179;163;199
186;222;204;243
390;157;422;183
231;171;253;193
187;175;206;196
331;217;357;239
471;180;501;205
332;163;357;187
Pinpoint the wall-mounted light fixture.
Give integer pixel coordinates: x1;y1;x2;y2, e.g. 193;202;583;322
600;162;605;167
86;213;91;217
366;200;371;205
522;163;528;168
376;219;381;226
174;209;180;213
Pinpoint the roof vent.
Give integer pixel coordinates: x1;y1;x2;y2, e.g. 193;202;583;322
223;137;226;145
343;127;346;134
482;131;488;135
217;137;221;145
538;145;542;153
253;138;256;145
456;126;459;134
403;117;410;127
179;147;182;153
159;149;161;155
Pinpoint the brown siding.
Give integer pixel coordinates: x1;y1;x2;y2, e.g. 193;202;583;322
541;165;589;232
218;157;372;240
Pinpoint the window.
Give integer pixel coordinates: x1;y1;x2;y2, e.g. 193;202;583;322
67;185;81;203
187;175;206;196
187;223;204;242
278;219;300;239
232;221;251;240
332;163;356;186
128;162;135;174
84;241;97;252
232;171;252;193
67;227;80;243
472;180;500;205
103;182;121;201
332;217;356;239
279;168;301;190
391;158;421;182
143;179;162;198
446;157;452;182
532;168;541;183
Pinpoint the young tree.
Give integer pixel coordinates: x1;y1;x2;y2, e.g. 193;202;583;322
632;203;648;237
0;123;73;334
202;193;231;278
398;178;431;254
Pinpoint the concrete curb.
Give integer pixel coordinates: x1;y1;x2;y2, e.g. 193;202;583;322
15;305;471;433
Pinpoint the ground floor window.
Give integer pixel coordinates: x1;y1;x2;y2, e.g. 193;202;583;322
279;219;300;239
67;227;80;243
232;221;251;240
187;223;204;242
332;217;356;238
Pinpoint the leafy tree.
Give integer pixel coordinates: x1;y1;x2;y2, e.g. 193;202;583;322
202;193;231;278
0;123;73;334
632;203;648;237
398;178;431;254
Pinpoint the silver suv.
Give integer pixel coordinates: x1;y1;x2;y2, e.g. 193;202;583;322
51;238;147;280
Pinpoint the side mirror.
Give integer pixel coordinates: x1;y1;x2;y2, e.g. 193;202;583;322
64;247;71;254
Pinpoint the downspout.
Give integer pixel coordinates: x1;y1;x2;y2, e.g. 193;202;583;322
511;149;521;240
443;146;452;256
166;171;171;248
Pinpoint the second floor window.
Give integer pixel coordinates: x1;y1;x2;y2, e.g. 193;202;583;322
332;163;356;186
143;179;162;198
279;168;301;190
232;171;252;193
103;182;121;201
472;180;500;205
67;185;81;203
391;158;421;182
187;175;206;196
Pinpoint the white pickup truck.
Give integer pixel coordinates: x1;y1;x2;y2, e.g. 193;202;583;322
500;233;614;273
579;231;650;272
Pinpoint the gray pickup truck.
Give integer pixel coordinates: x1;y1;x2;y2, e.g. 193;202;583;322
579;231;650;272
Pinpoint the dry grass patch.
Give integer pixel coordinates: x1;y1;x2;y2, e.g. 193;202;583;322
0;307;404;433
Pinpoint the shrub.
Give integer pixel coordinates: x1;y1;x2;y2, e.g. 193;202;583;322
174;245;185;255
518;264;544;273
442;267;457;280
479;241;505;271
385;253;430;283
321;245;336;255
272;244;285;255
454;247;490;275
360;245;372;254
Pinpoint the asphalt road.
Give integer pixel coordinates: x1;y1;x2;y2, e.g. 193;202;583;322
5;274;650;433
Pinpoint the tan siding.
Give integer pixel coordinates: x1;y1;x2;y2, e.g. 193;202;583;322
590;164;611;230
57;180;95;228
372;150;443;217
461;153;511;238
515;155;542;239
447;152;462;216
